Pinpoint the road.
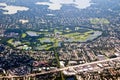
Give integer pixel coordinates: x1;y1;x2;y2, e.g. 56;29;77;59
0;57;120;79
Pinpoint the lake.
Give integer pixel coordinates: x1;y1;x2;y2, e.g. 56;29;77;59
0;3;29;14
36;0;92;10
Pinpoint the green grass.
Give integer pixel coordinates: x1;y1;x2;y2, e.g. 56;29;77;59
5;28;98;50
63;30;94;41
37;44;53;50
22;41;30;45
38;37;60;50
7;39;14;44
38;29;94;49
63;32;80;38
54;29;63;34
90;18;110;24
38;37;55;43
21;33;27;38
64;29;71;33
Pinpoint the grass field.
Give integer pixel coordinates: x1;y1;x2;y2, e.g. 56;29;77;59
21;33;27;38
63;30;94;41
90;18;110;24
5;28;101;50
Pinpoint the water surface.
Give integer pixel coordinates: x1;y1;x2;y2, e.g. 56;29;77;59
36;0;92;10
0;3;29;14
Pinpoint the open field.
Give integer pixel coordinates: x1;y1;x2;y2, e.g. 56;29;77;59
4;27;102;50
90;18;110;24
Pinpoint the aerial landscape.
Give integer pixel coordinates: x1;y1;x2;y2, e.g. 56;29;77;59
0;0;120;80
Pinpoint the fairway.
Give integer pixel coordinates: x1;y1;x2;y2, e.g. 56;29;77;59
90;18;110;24
5;28;102;50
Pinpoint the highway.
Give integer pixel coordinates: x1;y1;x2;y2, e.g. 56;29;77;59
0;57;120;79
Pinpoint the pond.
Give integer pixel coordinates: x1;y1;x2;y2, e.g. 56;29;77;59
26;31;39;37
86;31;102;41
